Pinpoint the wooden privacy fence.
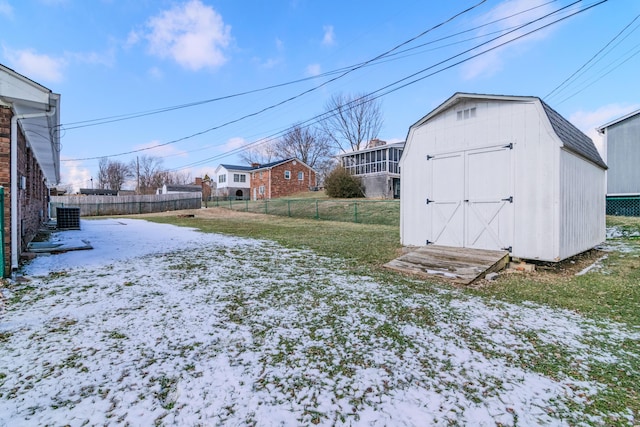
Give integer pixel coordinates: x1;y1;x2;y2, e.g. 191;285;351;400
50;193;202;217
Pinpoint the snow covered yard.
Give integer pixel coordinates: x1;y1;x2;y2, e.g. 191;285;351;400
0;218;638;426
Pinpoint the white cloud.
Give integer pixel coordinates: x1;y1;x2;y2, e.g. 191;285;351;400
305;63;321;76
68;47;116;67
2;47;66;83
223;137;247;152
461;0;558;80
0;1;14;19
145;0;232;71
322;25;335;46
60;159;92;193
125;30;141;49
570;103;640;156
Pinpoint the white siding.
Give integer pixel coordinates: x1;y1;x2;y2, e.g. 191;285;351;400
401;96;605;262
559;150;606;259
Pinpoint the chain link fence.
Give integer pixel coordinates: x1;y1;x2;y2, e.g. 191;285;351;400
606;196;640;217
210;197;400;226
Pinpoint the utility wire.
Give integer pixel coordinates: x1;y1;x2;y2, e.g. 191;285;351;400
170;1;605;172
61;1;487;132
545;11;640;100
63;1;488;161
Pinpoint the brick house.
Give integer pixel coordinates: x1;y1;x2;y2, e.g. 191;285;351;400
0;64;61;275
250;158;317;200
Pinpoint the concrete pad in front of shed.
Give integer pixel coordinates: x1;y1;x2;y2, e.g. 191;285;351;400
384;245;509;285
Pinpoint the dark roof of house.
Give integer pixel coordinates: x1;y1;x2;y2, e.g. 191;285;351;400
250;158;294;170
410;92;607;170
79;188;118;196
219;164;254;171
164;185;202;192
541;101;607;169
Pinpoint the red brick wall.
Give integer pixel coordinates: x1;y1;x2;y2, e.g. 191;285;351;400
0;107;11;273
250;160;317;199
0;106;49;274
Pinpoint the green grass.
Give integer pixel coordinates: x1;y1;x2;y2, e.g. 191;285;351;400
146;213;401;270
472;216;640;327
140;211;640;424
143;212;640;328
208;197;400;226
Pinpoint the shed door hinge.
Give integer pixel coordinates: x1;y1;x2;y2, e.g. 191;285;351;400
426;198;433;204
426;240;433;245
501;196;513;203
503;143;513;149
426;155;433;160
502;246;512;252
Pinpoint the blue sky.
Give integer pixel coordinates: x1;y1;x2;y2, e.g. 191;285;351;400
1;0;639;191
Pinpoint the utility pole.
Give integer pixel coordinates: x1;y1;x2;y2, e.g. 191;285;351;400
136;156;140;195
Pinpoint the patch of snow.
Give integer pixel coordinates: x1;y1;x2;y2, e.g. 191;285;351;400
0;218;637;426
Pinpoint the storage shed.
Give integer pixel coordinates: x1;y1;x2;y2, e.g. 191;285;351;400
400;93;607;262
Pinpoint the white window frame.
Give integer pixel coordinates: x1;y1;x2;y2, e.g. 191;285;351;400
258;185;265;195
218;174;226;183
298;171;304;181
284;170;291;180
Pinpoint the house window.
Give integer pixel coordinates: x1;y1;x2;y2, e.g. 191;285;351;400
259;185;265;195
233;174;246;183
284;170;291;180
218;174;226;183
298;171;304;181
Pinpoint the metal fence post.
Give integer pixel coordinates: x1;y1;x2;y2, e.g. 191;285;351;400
315;200;319;220
288;200;291;217
354;202;358;223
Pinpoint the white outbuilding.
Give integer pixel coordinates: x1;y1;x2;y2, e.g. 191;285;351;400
400;93;607;262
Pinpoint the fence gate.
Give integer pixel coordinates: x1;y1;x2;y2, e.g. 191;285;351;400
426;145;513;251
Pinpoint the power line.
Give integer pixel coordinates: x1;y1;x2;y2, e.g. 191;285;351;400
60;1;488;133
545;11;640;100
169;1;606;173
62;1;489;161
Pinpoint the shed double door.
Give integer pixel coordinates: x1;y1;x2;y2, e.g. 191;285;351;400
426;145;513;251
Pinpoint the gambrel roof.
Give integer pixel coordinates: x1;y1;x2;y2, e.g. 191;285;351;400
410;92;607;170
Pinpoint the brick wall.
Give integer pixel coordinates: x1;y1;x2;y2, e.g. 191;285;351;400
0;106;49;274
0;107;11;273
250;160;317;199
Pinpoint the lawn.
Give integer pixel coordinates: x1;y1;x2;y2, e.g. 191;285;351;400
145;208;640;424
0;210;638;425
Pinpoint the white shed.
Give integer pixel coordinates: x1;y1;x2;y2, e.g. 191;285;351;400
400;93;607;262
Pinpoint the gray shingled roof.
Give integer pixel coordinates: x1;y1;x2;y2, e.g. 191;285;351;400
219;164;254;171
165;185;202;192
541;101;607;169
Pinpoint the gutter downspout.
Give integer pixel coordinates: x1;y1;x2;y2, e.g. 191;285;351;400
10;107;57;270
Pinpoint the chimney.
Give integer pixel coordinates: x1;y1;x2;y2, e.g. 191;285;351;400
195;177;202;185
251;163;261;168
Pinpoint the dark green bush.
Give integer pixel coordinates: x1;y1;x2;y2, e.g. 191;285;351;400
324;167;365;198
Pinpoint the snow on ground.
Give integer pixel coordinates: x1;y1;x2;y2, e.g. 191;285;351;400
0;219;638;426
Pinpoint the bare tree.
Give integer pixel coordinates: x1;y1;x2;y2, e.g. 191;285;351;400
132;155;165;194
239;140;277;166
274;124;333;168
97;157;133;191
164;171;193;185
321;92;383;152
